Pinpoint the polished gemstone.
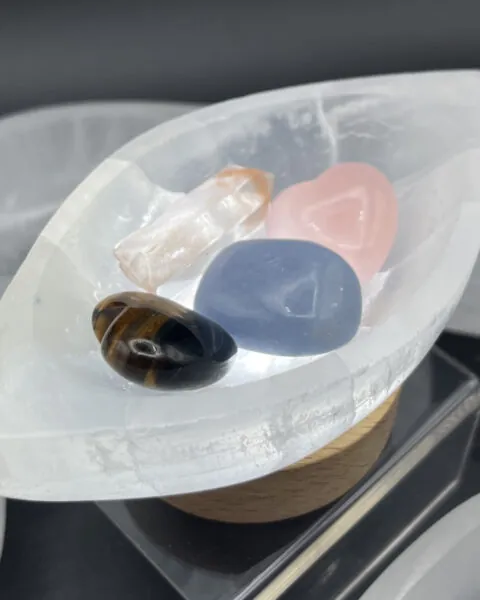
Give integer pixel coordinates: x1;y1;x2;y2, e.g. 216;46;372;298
114;166;273;291
194;239;362;356
265;162;398;282
92;292;237;390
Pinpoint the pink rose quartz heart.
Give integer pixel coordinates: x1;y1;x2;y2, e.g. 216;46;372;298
265;163;398;282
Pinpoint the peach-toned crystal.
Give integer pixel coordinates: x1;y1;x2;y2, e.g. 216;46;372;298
265;163;398;282
114;166;273;291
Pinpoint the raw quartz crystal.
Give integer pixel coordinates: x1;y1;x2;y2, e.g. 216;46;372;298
114;166;273;291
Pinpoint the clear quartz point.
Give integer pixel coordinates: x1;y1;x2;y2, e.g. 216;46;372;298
114;165;273;291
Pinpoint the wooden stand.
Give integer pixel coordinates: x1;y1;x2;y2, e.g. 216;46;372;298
164;388;400;523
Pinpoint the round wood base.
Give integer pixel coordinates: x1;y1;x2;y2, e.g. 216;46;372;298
164;388;400;523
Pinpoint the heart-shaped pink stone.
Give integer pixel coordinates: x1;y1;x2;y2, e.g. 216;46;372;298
265;162;398;282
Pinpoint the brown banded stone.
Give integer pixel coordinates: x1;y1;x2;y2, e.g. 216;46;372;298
92;292;237;390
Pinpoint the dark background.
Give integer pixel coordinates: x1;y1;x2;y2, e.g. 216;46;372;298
1;0;480;598
1;0;480;114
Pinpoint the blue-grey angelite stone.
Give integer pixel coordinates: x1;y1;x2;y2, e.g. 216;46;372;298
194;239;362;356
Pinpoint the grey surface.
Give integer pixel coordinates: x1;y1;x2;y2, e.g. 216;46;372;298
447;256;480;335
2;0;480;114
0;501;178;600
359;494;480;600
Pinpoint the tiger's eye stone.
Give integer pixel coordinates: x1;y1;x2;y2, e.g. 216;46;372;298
194;239;362;356
92;292;237;390
114;166;273;292
265;162;398;282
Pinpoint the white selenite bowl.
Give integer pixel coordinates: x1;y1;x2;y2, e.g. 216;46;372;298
0;72;480;501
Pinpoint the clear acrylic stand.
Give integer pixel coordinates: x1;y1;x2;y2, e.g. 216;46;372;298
99;347;480;600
